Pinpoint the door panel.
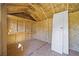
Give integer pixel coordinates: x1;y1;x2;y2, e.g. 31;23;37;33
52;30;63;54
52;11;64;54
52;11;68;54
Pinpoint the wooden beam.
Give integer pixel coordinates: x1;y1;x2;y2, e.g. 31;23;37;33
1;4;7;56
8;14;36;22
0;4;2;56
8;12;36;21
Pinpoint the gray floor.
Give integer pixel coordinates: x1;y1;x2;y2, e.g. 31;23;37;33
23;39;79;56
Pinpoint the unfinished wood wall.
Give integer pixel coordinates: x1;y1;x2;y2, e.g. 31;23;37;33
69;11;79;52
32;18;52;43
7;16;33;55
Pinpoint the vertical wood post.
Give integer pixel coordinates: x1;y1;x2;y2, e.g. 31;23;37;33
1;4;7;56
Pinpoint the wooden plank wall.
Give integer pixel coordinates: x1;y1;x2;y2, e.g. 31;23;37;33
7;15;33;55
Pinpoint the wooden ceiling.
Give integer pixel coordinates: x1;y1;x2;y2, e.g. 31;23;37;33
7;3;79;21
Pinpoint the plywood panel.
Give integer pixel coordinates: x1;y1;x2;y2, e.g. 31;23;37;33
8;17;25;55
25;21;32;40
69;11;79;52
32;19;50;43
8;19;17;34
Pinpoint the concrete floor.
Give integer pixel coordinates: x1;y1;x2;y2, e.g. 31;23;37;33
23;39;79;56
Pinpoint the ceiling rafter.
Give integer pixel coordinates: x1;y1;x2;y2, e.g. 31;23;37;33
8;14;35;22
7;3;79;22
8;12;36;21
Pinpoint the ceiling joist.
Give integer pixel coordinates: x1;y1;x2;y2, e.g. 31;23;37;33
7;3;79;21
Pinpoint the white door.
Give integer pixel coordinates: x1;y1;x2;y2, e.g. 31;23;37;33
52;11;69;54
